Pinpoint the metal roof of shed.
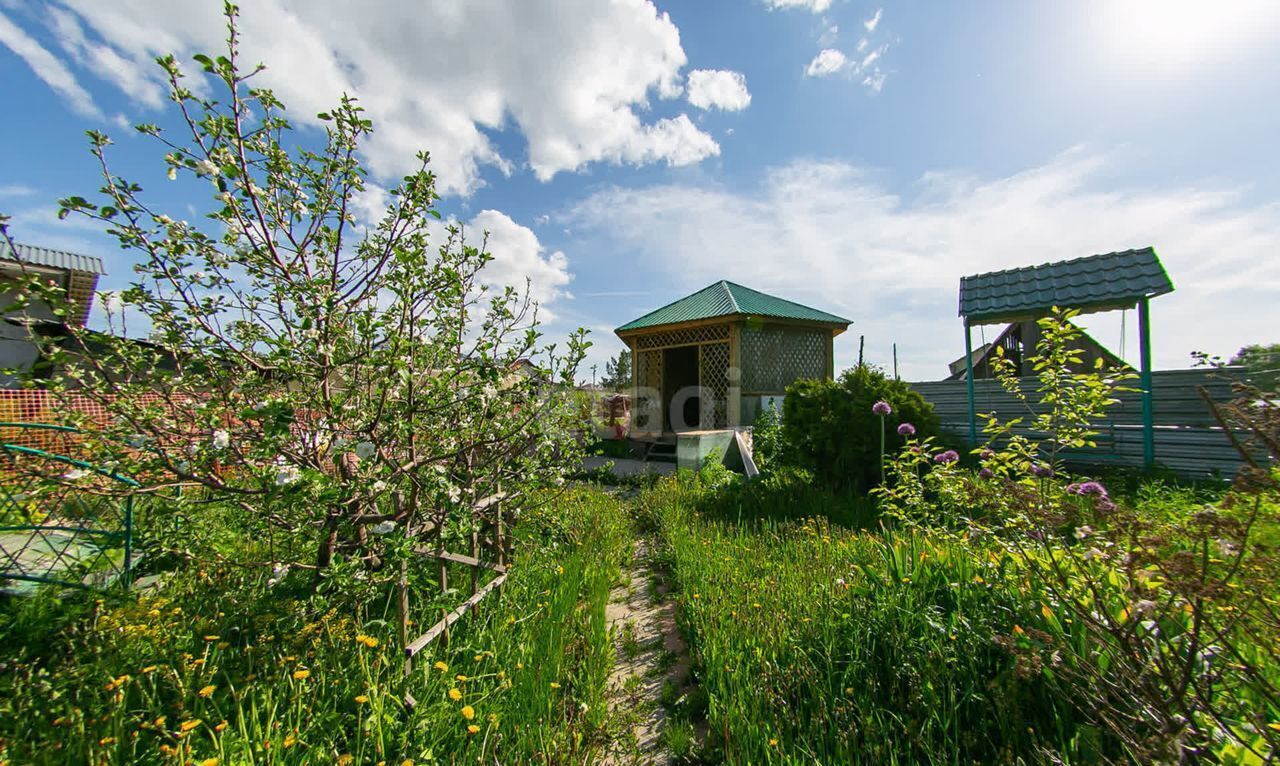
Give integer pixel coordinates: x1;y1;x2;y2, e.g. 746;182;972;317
616;280;850;334
959;247;1172;325
0;242;106;275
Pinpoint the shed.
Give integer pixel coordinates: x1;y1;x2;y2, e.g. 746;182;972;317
1;242;106;387
615;280;850;439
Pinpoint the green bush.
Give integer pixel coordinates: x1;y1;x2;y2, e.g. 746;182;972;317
782;365;940;492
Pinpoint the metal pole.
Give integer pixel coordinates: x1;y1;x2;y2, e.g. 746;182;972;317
1138;297;1155;468
122;495;134;589
965;322;977;446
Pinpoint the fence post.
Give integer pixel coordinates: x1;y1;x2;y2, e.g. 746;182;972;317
1138;297;1155;469
964;322;977;446
469;528;479;597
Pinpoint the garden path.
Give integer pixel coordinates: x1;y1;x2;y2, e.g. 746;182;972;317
601;538;690;765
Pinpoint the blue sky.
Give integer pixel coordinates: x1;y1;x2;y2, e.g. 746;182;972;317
3;0;1279;380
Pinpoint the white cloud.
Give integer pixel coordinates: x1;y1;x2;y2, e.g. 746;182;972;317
685;69;752;112
763;0;832;12
0;10;102;119
465;210;573;318
565;150;1280;378
0;184;36;197
863;8;882;32
41;0;722;196
805;48;850;77
819;23;839;46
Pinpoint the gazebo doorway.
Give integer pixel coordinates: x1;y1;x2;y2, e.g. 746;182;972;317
663;345;701;432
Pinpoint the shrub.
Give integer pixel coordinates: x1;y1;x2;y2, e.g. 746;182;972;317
782;365;940;492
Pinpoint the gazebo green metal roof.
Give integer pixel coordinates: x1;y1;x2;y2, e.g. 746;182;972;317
959;247;1172;325
616;280;850;334
1;241;106;275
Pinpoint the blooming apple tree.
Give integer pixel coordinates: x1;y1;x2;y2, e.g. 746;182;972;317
18;5;589;587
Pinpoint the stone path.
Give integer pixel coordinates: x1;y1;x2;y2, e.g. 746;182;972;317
601;539;690;765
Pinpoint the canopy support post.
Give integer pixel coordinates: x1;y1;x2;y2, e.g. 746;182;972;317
1138;297;1155;469
965;322;977;446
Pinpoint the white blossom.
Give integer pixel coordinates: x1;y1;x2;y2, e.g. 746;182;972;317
63;468;89;481
212;429;230;450
1073;525;1093;541
371;520;396;535
354;441;377;460
196;159;221;176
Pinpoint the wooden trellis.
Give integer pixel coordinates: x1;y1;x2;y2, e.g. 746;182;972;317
399;491;511;708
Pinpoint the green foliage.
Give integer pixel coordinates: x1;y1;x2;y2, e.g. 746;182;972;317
642;477;1103;764
782;365;940;492
0;486;632;765
600;349;632;392
1230;343;1280;393
749;400;783;473
875;308;1280;762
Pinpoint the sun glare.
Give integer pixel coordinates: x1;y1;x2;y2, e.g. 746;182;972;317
1095;0;1280;73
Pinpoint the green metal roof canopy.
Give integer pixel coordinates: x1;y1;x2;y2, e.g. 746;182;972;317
959;247;1172;326
616;280;849;334
956;247;1175;468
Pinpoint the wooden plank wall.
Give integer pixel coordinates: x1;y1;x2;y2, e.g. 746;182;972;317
909;368;1250;477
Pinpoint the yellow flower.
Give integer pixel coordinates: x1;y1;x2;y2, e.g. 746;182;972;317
448;688;462;701
455;674;468;682
215;720;228;732
433;661;448;672
769;738;778;747
204;635;219;641
467;724;480;735
516;662;524;670
337;756;355;766
98;737;116;745
549;682;561;690
283;733;297;748
140;665;158;674
153;716;167;727
292;669;311;681
356;635;379;648
198;685;217;698
355;695;370;704
200;759;219;766
180;719;202;732
461;705;475;721
401;760;414;766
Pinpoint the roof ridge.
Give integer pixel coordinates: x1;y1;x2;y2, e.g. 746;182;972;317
719;280;740;313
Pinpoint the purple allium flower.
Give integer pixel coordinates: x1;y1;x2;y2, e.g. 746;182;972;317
1029;463;1054;478
1096;498;1117;513
934;449;960;464
897;422;916;437
978;467;994;479
1073;481;1108;497
872;400;892;416
980;449;996;460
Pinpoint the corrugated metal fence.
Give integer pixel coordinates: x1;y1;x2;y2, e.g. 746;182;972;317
909;368;1250;477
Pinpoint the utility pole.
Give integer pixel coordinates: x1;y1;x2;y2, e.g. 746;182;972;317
893;343;899;380
858;335;865;368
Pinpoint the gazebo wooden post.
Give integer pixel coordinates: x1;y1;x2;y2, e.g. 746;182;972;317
1138;297;1155;468
964;322;977;446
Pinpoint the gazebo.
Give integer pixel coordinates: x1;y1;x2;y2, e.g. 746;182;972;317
958;247;1174;467
616;280;850;443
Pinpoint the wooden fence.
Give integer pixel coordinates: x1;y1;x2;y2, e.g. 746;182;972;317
909;368;1251;477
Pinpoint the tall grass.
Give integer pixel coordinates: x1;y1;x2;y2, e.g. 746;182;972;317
644;476;1110;764
0;486;631;765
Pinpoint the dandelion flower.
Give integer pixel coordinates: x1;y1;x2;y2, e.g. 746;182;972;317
292;669;311;681
337;756;355;766
461;705;475;720
180;719;202;732
198;685;216;698
199;759;219;766
283;733;296;748
448;688;462;701
215;720;228;732
433;661;448;672
467;724;480;735
356;635;379;648
550;682;561;690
